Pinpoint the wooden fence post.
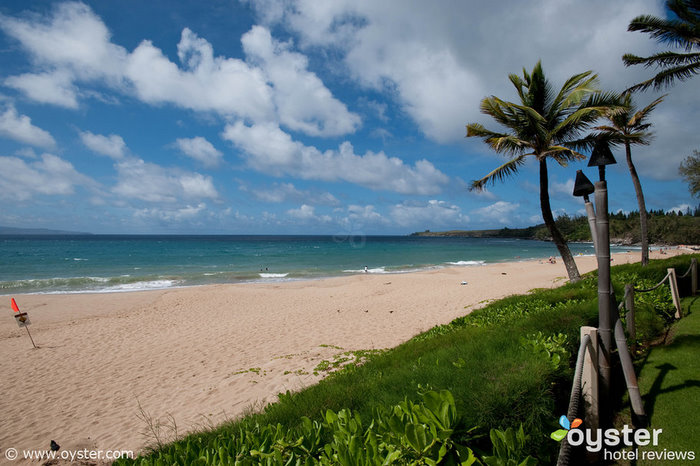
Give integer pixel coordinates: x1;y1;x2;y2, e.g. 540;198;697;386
581;326;599;431
667;268;682;319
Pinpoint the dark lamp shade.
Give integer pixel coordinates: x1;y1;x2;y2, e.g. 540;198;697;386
588;140;617;167
573;170;595;197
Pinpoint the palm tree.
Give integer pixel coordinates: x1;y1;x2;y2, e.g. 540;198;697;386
623;0;700;92
467;61;620;283
594;94;665;266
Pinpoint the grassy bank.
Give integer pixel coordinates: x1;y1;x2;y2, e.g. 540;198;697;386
612;296;700;465
118;255;697;465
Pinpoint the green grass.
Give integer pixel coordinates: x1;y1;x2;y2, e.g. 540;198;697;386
632;296;700;465
117;255;698;465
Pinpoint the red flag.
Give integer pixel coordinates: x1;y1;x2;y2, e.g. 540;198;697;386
11;298;20;313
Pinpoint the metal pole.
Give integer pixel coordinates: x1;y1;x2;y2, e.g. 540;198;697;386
594;180;612;427
25;324;37;349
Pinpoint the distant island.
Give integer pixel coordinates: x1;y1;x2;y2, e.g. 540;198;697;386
0;226;92;235
411;210;700;246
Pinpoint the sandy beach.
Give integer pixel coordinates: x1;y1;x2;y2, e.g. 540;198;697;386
0;248;692;463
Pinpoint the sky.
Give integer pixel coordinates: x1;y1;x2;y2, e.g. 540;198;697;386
0;0;698;235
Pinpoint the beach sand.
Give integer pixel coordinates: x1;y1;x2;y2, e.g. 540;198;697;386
0;248;692;463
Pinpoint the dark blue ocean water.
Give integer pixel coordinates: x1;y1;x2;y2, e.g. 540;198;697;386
0;235;626;294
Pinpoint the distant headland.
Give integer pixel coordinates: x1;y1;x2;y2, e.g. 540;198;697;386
0;226;92;236
410;210;700;246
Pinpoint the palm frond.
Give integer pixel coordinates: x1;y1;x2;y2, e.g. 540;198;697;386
554;74;600;112
628;14;699;50
624;60;700;92
466;124;530;156
628;94;666;127
470;154;530;191
548;71;596;116
551;92;622;138
543;146;587;166
623;51;700;68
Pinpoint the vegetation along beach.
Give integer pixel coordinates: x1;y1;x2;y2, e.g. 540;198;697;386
1;0;699;464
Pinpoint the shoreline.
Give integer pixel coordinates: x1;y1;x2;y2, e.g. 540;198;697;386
0;248;693;462
2;241;672;297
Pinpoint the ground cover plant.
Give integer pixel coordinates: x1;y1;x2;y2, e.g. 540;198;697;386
118;255;697;465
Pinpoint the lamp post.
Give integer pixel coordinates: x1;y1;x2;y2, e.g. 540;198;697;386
573;139;617;427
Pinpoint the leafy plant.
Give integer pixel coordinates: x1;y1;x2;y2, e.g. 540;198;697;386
520;332;570;371
482;425;538;466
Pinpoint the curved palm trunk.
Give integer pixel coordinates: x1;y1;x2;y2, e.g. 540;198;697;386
625;142;649;265
539;159;581;282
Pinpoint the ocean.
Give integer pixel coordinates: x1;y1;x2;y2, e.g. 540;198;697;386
0;235;631;295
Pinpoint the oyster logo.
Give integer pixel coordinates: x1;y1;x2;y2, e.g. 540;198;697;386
550;415;582;441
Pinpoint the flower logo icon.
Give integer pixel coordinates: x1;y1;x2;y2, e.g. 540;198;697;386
551;415;583;441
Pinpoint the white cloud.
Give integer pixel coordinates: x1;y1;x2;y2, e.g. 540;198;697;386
667;203;691;214
135;203;208;222
389;199;468;228
1;5;357;138
5;70;78;108
287;204;332;222
471;201;520;225
80;131;126;159
241;26;361;137
551;178;575;199
245;181;340;205
0;1;128;81
0;104;56;149
113;157;218;203
223;121;448;194
345;204;385;226
174;136;223;167
0;153;95;200
126;28;273;121
248;0;698;180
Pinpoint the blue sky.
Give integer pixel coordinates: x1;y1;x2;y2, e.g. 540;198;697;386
0;0;697;235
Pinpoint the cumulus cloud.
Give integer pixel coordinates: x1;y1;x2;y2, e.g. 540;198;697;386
223;121;448;194
126;28;273;121
80;131;126;159
244;181;340;205
389;199;468;228
550;178;575;199
667;203;691;214
0;4;358;139
0;104;56;149
135;203;208;222
287;204;332;222
247;0;699;178
0;153;95;200
242;26;361;137
174;136;223;167
0;1;128;81
5;70;79;108
471;201;520;225
113;157;218;203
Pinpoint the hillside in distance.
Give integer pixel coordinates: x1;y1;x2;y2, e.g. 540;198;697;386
0;226;92;235
411;209;700;246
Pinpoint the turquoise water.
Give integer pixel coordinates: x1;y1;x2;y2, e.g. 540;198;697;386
0;235;627;295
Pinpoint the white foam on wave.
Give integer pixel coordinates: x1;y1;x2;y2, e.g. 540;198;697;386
447;260;485;266
259;273;289;278
343;267;388;274
99;279;180;293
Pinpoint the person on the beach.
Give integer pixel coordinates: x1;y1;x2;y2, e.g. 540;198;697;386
364;266;368;273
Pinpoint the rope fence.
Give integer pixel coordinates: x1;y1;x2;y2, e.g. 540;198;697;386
556;257;697;465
